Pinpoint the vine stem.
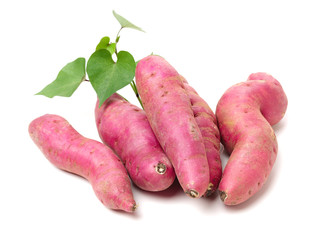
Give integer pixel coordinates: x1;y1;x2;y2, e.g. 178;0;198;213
114;27;123;56
130;80;144;109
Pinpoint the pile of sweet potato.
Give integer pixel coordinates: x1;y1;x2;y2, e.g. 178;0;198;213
29;55;287;212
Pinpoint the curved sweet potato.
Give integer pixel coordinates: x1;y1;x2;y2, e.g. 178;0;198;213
216;72;287;205
29;114;136;212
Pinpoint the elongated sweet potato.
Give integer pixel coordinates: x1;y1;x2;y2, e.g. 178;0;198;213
135;55;210;198
95;93;175;192
216;72;287;205
29;114;136;212
180;76;222;196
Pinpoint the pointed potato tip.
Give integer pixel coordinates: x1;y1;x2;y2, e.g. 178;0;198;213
186;189;199;198
220;191;228;202
131;203;138;212
203;183;214;197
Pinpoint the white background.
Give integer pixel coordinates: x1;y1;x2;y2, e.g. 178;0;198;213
1;0;332;239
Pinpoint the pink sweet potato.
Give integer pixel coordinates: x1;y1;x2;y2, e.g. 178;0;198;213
135;55;210;198
29;114;136;212
216;72;287;205
180;76;222;196
95;93;175;192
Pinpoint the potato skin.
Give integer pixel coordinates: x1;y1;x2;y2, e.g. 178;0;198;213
216;73;287;205
135;55;210;198
29;114;136;212
95;93;175;192
180;76;222;196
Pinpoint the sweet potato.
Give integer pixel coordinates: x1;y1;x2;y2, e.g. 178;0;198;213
29;114;136;212
216;72;288;205
95;93;175;192
180;76;222;196
135;55;210;198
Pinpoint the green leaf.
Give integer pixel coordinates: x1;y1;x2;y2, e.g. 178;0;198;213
36;58;86;98
96;36;116;55
113;10;144;32
87;49;136;106
107;43;116;55
96;36;110;50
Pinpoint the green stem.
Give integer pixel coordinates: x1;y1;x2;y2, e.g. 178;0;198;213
137;94;144;109
130;80;143;109
116;27;123;41
114;27;123;56
131;80;137;93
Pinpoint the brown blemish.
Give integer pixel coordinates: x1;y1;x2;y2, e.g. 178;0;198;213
190;98;194;106
258;182;261;186
190;125;196;132
161;91;169;97
273;147;277;154
248;190;252;195
79;139;89;146
179;82;185;89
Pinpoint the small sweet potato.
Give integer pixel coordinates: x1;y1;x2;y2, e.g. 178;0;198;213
216;72;287;205
95;93;175;192
29;114;136;212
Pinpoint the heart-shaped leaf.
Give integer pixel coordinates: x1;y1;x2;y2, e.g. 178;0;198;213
36;57;86;97
96;36;116;55
113;10;144;32
87;49;135;106
96;36;110;50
